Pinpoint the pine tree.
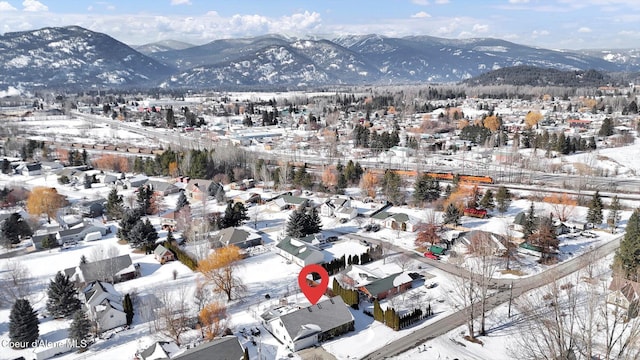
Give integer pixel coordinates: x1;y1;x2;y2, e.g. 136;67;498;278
608;195;622;233
175;191;189;211
68;310;91;350
46;272;81;318
304;207;322;235
128;219;158;250
479;189;495;210
105;187;124;219
599;117;614;137
586;190;604;225
286;206;306;238
136;185;153;215
614;209;640;281
80;255;87;265
523;202;536;240
166;228;175;244
123;293;134;325
442;203;461;226
9;298;39;348
1;212;33;248
495;186;512;215
118;208;141;242
413;174;441;204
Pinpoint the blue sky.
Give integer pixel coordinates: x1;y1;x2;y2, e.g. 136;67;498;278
0;0;639;49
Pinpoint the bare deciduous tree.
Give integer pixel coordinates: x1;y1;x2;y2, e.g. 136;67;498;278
1;259;33;306
154;287;191;346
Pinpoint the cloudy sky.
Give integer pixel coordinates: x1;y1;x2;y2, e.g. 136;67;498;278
0;0;639;50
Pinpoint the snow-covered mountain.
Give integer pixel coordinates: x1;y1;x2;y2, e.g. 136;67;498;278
0;26;174;89
134;39;195;55
1;25;638;90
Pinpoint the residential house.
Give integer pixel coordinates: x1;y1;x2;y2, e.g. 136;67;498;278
126;174;149;188
63;254;140;285
275;237;324;267
145;180;180;196
383;213;421;232
320;196;358;221
73;198;106;218
136;341;180;360
173;336;245;360
185;179;215;202
160;210;178;231
232;192;261;205
40;161;64;172
269;194;308;211
211;226;263;249
81;281;127;333
16;162;42;176
453;230;508;256
261;297;354;352
56;220;108;245
341;262;419;301
607;276;640;318
154;244;175;264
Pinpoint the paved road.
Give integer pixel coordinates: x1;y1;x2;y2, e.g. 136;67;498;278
358;235;622;360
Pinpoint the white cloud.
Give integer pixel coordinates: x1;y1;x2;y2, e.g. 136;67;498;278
22;0;48;12
578;26;592;33
532;29;550;37
508;0;530;3
0;1;17;11
472;24;489;33
412;0;429;5
87;5;93;11
411;11;431;18
434;0;450;4
171;0;191;5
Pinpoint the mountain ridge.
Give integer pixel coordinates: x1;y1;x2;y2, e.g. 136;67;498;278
1;25;639;91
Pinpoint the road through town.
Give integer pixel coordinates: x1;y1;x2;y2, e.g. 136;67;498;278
358;235;622;360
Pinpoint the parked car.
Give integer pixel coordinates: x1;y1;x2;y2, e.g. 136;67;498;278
327;236;339;242
424;252;439;260
371;224;381;232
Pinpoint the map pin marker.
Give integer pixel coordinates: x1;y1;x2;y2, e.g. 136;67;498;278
298;264;329;305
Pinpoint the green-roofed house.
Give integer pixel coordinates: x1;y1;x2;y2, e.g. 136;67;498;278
275;237;324;267
360;272;415;301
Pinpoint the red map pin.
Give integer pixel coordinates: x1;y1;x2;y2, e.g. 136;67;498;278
298;264;329;305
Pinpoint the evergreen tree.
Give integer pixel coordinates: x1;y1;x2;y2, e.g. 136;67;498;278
166;228;175;244
381;170;404;205
286;206;306;238
68;310;91;349
413;174;441;204
83;174;92;189
46;272;81;318
1;212;33;248
215;186;226;203
175;191;189;211
221;202;249;228
523;202;536;240
599;117;614;137
373;299;383;322
105;187;124;220
614;209;640;281
123;293;134;325
442;203;461;226
479;189;495;210
304;207;322;235
9;298;39;348
79;254;87;265
118;209;141;242
136;185;153;215
607;195;622;233
495;186;512;215
586;190;604;225
128;219;158;250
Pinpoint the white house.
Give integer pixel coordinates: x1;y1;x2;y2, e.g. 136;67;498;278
261;297;354;352
81;281;127;333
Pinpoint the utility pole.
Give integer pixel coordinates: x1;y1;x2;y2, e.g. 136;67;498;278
508;281;514;317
